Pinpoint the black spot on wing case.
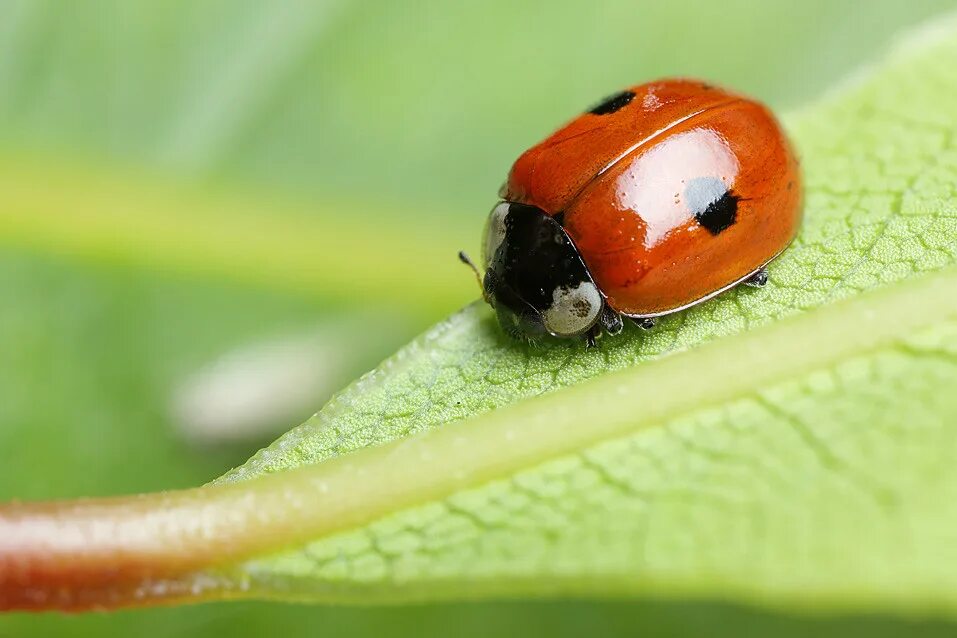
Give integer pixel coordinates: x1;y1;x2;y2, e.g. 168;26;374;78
684;176;739;235
588;90;636;115
695;190;739;235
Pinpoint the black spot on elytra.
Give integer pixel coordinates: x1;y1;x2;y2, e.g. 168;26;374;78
588;90;635;115
695;190;739;235
683;176;739;235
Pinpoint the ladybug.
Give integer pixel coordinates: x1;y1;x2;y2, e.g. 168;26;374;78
461;79;802;346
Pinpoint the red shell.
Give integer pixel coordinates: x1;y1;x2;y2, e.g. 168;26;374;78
503;79;802;317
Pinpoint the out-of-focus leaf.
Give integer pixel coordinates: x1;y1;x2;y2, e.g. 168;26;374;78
0;156;474;317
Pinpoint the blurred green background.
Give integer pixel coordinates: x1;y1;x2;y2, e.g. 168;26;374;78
3;0;957;635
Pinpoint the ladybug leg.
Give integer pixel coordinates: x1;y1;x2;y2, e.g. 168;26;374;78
584;326;600;349
599;305;624;336
744;268;769;288
630;317;657;330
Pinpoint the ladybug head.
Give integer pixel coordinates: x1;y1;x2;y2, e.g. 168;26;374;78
466;202;603;340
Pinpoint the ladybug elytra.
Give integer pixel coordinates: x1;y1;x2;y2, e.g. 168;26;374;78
464;79;802;346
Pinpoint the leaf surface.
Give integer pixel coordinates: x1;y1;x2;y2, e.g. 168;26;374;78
197;16;957;613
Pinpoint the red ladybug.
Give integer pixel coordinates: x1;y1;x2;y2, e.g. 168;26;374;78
462;79;802;346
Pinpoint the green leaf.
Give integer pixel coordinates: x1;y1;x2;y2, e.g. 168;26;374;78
4;7;957;638
0;3;953;629
192;15;957;613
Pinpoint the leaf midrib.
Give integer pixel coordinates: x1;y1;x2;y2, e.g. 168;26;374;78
4;265;956;585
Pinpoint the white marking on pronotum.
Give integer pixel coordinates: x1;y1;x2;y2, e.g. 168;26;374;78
543;281;602;337
483;202;510;266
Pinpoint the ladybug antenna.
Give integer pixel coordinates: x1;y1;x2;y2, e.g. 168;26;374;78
458;250;485;295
